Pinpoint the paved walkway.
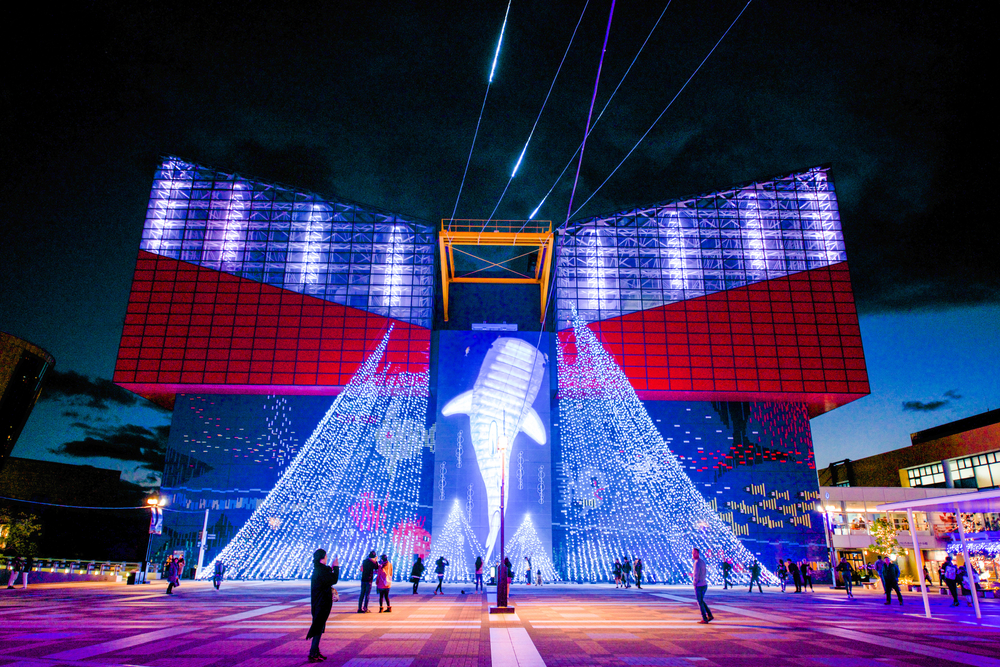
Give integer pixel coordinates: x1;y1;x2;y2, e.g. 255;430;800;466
0;580;997;666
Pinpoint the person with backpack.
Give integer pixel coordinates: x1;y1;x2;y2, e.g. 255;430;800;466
748;560;763;593
777;559;788;593
6;554;23;589
882;556;903;605
376;554;393;613
409;556;425;595
692;548;713;624
942;556;960;607
621;557;633;589
800;561;814;592
836;556;855;599
788;560;802;593
433;556;449;595
358;551;378;613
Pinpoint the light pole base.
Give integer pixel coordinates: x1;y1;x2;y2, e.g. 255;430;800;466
489;606;516;614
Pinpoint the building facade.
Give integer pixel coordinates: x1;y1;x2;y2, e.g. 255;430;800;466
114;158;869;582
0;332;54;471
819;409;1000;490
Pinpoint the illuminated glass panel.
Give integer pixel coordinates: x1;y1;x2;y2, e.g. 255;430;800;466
141;158;435;328
556;166;845;328
906;462;945;488
948;451;1000;489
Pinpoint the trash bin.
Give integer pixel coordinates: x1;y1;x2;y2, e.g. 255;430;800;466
126;571;138;585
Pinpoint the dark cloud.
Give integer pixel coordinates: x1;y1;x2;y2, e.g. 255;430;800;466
944;390;963;400
902;400;948;412
49;423;169;472
40;369;167;412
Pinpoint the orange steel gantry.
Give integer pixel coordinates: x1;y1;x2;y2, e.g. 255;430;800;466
439;219;554;323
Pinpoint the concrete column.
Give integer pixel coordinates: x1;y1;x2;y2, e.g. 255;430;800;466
907;508;931;618
955;504;982;620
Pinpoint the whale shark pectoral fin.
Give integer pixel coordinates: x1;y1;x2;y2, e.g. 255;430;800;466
521;407;547;445
441;390;473;417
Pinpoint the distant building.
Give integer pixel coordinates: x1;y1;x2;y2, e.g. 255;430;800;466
819;408;1000;489
0;332;54;472
0;457;148;560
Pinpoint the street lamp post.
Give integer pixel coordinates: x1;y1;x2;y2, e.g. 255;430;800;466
491;428;513;613
141;496;164;584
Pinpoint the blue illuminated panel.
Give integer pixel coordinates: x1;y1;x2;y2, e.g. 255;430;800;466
555;166;845;329
140;158;436;327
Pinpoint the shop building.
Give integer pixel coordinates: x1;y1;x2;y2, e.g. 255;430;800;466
819;408;1000;489
818;485;978;587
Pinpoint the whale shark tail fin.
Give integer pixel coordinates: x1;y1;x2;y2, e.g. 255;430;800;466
441;390;473;417
521;408;546;445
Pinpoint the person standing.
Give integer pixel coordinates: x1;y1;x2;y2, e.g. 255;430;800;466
836;556;854;599
433;556;449;595
165;557;180;595
475;556;484;592
376;554;393;613
882;556;903;605
6;554;23;589
213;560;226;590
800;561;813;592
748;560;763;593
721;559;733;590
788;560;802;593
536;569;542;585
358;551;378;613
622;557;633;589
613;559;622;588
306;548;339;663
524;557;532;585
693;548;713;624
634;558;644;589
777;559;788;592
874;555;886;592
410;556;425;594
942;556;959;606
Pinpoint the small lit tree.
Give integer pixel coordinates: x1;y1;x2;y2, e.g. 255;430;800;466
0;511;42;556
869;516;907;559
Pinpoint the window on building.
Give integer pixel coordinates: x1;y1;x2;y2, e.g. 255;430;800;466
906;463;945;488
948;451;1000;490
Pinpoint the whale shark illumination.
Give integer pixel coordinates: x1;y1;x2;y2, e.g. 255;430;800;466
442;337;547;564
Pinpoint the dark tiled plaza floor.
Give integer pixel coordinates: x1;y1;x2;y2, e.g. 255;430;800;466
1;580;998;666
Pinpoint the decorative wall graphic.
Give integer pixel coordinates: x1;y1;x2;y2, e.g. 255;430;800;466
504;514;558;583
518;450;524;490
430;499;485;582
538;466;545;505
201;328;429;580
440;336;549;564
557;311;778;585
457;430;463;469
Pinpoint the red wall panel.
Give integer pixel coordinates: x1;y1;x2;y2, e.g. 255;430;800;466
114;251;430;407
558;262;869;417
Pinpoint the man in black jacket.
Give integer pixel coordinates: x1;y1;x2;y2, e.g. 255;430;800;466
307;549;339;663
359;551;378;613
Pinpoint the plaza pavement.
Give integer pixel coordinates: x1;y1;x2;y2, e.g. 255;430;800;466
1;579;998;667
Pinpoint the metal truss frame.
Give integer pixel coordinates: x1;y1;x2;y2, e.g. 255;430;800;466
439;220;554;323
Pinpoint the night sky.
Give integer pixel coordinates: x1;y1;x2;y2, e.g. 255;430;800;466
2;0;996;486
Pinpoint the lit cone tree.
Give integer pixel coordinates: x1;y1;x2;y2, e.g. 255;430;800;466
202;327;429;580
429;499;484;583
558;310;776;585
503;514;559;583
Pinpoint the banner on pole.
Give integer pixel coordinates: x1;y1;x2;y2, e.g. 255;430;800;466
150;507;163;535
